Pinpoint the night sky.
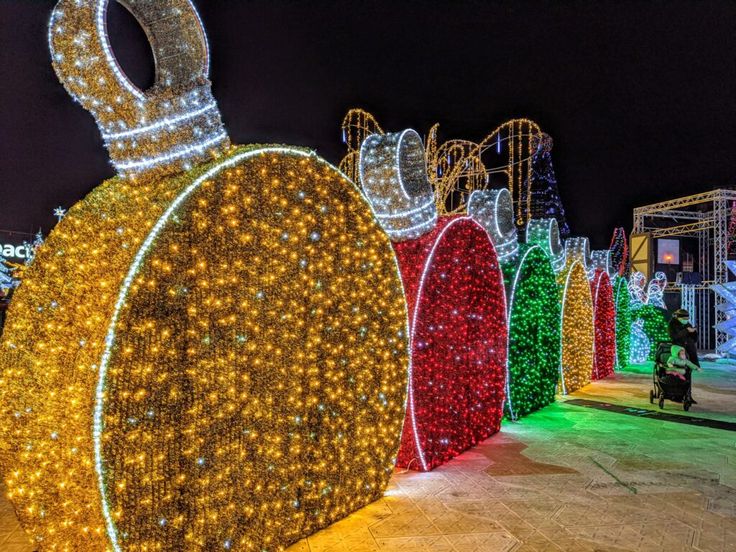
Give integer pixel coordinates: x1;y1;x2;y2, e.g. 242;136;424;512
1;0;734;248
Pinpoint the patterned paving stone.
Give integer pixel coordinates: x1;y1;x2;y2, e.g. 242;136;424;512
372;535;455;551
445;531;518;551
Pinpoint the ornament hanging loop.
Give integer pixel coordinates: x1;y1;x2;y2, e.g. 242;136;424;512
49;0;230;178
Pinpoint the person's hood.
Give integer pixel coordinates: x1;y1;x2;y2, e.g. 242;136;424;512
670;344;685;358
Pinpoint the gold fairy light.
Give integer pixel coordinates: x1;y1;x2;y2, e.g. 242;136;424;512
339;109;384;186
558;260;595;393
0;2;408;551
339;111;543;223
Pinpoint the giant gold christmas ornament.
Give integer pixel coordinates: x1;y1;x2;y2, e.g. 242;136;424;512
0;2;409;550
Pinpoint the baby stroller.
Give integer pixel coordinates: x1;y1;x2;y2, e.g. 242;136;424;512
650;342;693;411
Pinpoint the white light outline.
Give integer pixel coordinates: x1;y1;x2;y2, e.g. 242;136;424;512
645;271;667;309
102;102;219;140
114;130;228;172
628;271;647;307
395;130;423;201
186;0;211;75
50;1;212;112
47;8;61;65
474;222;510;424
408;218;471;470
613;276;623;369
592;271;603;379
95;146;401;550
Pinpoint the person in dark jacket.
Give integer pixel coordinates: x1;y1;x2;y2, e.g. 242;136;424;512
668;309;700;367
668;308;700;403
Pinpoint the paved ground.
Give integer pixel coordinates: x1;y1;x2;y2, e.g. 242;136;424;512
575;360;736;422
1;362;734;551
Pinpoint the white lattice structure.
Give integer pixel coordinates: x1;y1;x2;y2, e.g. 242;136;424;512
681;285;696;327
710;261;736;356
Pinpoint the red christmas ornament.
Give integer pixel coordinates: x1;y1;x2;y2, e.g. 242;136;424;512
591;269;616;380
393;216;508;471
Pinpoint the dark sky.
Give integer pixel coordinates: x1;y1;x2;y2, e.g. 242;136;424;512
1;0;734;248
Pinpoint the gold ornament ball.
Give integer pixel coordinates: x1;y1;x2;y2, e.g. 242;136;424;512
559;260;595;393
0;146;409;551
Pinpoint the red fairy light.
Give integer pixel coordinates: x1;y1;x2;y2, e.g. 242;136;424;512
591;269;616;380
393;216;508;471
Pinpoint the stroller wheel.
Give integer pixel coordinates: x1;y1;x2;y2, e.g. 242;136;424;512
684;400;691;412
649;390;654;404
658;397;665;409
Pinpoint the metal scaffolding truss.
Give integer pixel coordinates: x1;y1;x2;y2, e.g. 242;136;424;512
633;189;736;351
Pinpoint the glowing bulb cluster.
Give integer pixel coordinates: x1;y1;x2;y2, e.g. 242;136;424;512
591;249;614;277
526;218;566;273
629;304;669;363
359;130;438;241
392;217;507;471
646;271;668;309
564;237;591;275
591;269;616;379
504;245;561;418
629;319;652;364
613;276;633;369
609;228;629;277
467;189;519;264
558;261;595;393
629;271;648;307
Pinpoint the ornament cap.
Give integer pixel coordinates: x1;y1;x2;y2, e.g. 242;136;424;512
359;129;438;242
526;218;566;273
468;188;519;263
49;0;230;178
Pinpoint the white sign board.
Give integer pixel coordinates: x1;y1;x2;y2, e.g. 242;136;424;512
1;243;32;261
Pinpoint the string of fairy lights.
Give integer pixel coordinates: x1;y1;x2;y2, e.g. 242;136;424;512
0;1;680;550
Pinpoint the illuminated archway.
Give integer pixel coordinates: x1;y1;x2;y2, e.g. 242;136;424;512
591;269;615;379
559;261;595;393
505;245;561;417
613;276;632;369
393;217;508;471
